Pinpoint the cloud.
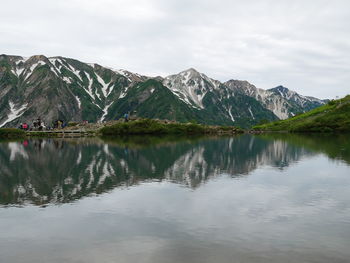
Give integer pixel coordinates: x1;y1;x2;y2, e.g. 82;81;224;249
0;0;349;98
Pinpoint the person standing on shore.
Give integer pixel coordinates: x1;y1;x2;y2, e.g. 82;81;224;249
124;113;129;122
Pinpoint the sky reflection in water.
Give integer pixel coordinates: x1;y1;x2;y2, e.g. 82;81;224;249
0;134;349;263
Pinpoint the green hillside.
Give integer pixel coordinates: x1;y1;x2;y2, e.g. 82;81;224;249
253;95;350;132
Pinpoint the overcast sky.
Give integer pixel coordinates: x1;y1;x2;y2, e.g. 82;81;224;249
1;0;349;99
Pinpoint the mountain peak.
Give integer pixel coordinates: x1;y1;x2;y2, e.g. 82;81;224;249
30;55;47;60
22;55;50;66
269;85;289;93
0;54;26;64
183;67;199;73
179;68;201;77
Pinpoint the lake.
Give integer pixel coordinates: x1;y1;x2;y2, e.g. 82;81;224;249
0;134;349;263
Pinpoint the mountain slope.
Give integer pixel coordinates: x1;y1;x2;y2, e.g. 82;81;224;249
105;79;212;123
253;95;350;132
0;54;145;127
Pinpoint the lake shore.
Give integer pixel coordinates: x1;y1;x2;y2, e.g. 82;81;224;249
0;119;244;138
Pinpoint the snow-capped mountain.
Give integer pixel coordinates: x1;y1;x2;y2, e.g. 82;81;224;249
225;80;327;119
162;68;279;127
163;68;222;109
0;54;327;128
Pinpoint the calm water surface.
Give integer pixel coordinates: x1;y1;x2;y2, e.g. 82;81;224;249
0;134;349;263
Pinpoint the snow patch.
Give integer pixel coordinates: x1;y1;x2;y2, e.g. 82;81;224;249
75;96;81;109
95;89;102;100
116;69;132;82
56;59;82;82
83;72;95;100
14;57;29;67
29;61;45;72
17;68;25;76
11;66;26;77
93;102;102;109
0;102;28;127
66;63;83;82
100;102;113;122
48;58;57;65
49;66;60;77
15;60;24;66
63;77;72;84
270;99;289;119
228;106;235;122
96;74;111;97
248;107;255;120
49;58;63;71
119;87;129;99
23;61;45;81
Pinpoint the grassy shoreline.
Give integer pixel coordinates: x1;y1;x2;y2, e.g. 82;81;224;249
99;119;244;136
0;128;25;138
253;95;350;133
0;119;244;139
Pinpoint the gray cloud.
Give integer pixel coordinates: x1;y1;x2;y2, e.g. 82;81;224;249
1;0;349;98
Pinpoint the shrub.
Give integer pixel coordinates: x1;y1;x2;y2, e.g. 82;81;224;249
100;119;239;136
68;122;79;127
328;100;336;106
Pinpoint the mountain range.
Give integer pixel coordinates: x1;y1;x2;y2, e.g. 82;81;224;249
0;54;327;128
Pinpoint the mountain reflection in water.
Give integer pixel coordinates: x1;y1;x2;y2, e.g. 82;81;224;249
0;134;348;206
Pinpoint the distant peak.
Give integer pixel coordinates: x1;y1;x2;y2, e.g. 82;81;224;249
22;55;49;65
268;85;290;93
176;68;205;81
225;79;250;85
30;55;48;60
274;85;288;90
181;68;200;74
0;54;26;62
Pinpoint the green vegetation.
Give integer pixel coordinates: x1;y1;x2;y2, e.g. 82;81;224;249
253;95;350;132
100;119;243;136
0;128;25;138
68;122;79;127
